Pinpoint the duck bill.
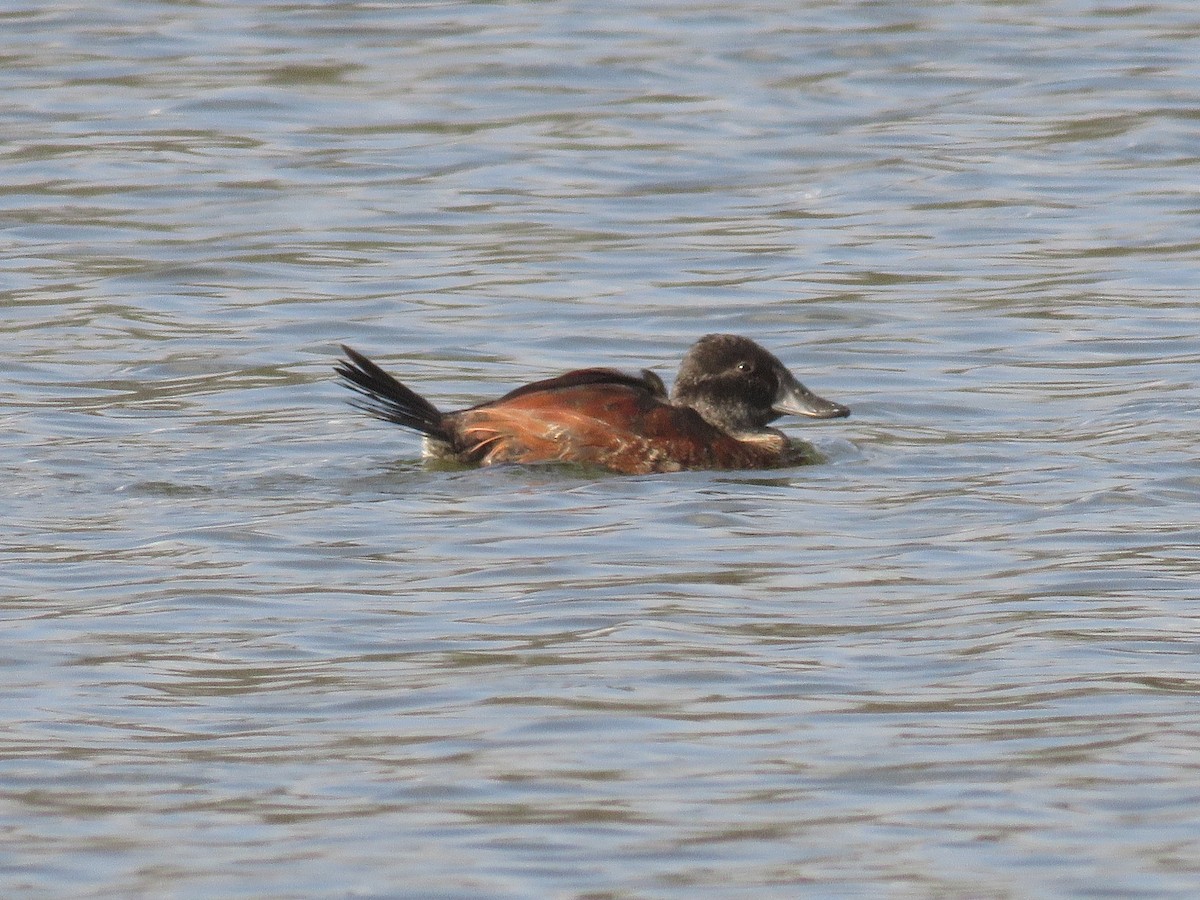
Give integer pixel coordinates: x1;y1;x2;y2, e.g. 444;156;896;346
773;378;850;420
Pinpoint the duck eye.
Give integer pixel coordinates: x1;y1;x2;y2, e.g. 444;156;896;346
736;360;752;373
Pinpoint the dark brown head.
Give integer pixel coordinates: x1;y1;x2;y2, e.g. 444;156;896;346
670;334;850;434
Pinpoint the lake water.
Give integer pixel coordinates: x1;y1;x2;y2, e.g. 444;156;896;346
4;1;1199;896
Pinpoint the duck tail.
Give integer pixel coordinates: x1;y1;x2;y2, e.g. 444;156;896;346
335;345;451;442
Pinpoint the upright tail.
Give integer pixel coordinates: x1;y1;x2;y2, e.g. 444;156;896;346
335;345;451;442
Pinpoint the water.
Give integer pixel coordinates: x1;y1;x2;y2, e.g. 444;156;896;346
4;1;1199;896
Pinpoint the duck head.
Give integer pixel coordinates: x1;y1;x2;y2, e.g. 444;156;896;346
670;334;850;434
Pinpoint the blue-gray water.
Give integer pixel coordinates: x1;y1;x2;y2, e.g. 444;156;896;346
4;2;1199;896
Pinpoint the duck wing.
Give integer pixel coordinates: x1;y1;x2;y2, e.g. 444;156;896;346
490;367;665;404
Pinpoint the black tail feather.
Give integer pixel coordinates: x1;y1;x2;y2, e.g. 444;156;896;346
335;345;450;441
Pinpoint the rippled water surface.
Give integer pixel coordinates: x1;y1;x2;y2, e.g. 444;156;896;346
4;1;1200;896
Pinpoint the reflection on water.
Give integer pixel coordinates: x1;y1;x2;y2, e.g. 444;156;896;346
4;1;1199;896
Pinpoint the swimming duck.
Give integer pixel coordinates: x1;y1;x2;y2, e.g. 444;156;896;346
335;334;849;475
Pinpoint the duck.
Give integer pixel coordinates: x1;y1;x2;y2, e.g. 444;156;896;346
335;333;849;475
